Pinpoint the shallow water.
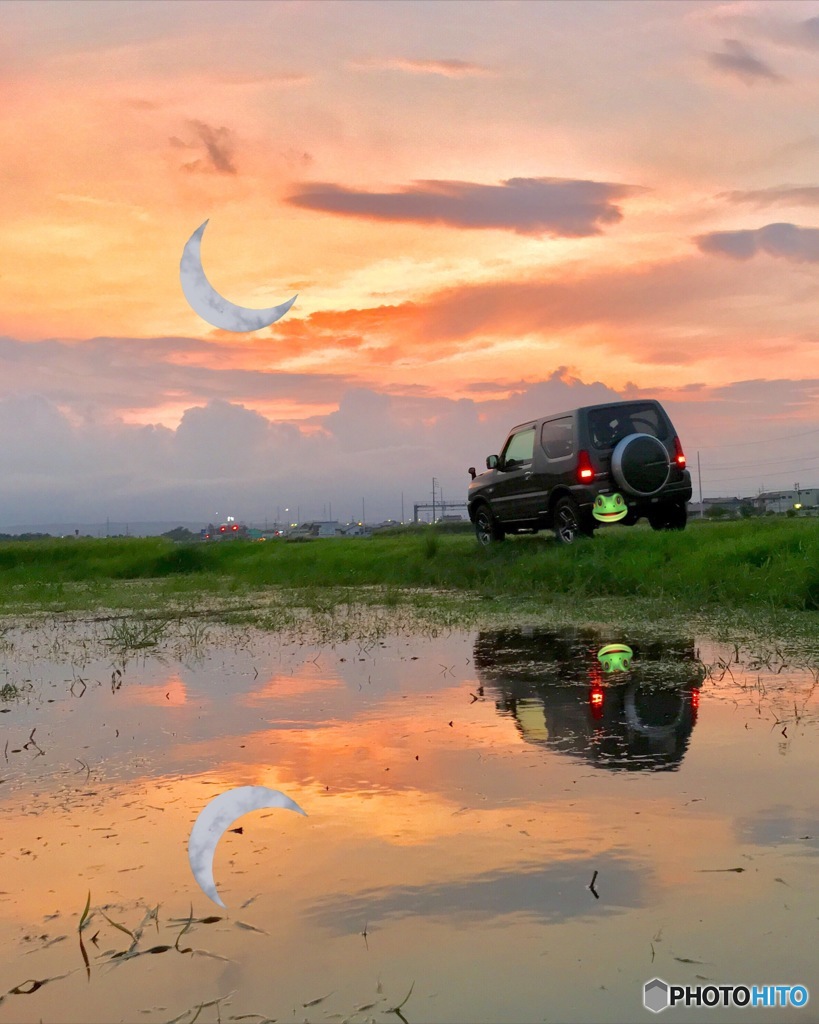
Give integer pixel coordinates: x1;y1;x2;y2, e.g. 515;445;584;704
0;618;817;1023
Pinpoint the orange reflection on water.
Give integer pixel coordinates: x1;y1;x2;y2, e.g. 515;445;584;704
120;674;189;707
1;626;818;1024
238;668;343;705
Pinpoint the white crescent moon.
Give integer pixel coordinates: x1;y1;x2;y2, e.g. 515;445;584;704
180;220;298;332
187;785;307;907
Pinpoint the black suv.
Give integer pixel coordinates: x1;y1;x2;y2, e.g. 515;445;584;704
467;399;692;545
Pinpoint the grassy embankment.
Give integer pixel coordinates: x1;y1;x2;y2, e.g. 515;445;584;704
0;517;815;618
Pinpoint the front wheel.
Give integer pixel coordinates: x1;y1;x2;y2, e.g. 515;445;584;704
648;502;687;531
553;497;594;545
474;505;505;546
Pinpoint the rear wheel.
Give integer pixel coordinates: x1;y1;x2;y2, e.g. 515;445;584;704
474;505;505;546
648;502;687;531
553;497;594;545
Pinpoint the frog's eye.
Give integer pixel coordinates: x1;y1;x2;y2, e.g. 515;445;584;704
595;496;603;506
622;657;630;670
615;494;623;506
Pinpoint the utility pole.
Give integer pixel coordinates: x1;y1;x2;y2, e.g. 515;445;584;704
362;498;365;527
432;477;437;524
697;451;704;518
401;491;404;524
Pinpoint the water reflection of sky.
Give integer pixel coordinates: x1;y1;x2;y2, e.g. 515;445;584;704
0;621;817;1023
305;856;645;932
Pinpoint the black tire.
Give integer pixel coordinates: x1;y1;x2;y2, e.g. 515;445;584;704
474;504;505;546
622;506;641;527
553;497;594;545
648;502;687;531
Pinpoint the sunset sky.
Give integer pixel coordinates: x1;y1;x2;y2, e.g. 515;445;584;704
1;0;818;528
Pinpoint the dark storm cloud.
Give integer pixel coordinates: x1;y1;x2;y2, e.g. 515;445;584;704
0;360;814;527
720;185;819;208
170;120;237;175
795;15;819;48
695;222;819;262
286;177;645;237
706;39;784;84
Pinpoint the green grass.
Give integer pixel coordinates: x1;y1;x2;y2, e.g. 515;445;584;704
0;517;815;615
0;680;32;701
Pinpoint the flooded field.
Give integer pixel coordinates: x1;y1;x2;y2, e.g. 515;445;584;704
0;613;817;1023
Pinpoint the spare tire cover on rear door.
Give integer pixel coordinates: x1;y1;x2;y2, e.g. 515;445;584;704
610;433;670;496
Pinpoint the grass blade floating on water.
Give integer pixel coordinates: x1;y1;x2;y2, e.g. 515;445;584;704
78;890;91;980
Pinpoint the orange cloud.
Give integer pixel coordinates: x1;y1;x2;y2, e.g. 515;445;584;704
348;57;495;78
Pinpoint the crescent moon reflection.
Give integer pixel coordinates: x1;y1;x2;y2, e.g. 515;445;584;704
187;785;307;907
180;220;298;332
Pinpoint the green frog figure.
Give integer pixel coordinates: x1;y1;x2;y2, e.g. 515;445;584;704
597;643;633;673
592;492;627;523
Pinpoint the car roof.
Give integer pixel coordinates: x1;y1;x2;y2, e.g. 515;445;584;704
505;399;664;435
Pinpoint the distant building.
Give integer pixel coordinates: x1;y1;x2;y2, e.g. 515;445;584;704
339;523;372;537
702;497;744;515
756;488;819;513
289;520;343;538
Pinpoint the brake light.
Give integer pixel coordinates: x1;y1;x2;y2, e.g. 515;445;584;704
690;687;699;723
590;685;604;719
219;526;226;532
232;524;239;531
576;449;595;483
673;436;686;469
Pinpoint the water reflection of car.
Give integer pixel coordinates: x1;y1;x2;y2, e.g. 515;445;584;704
474;627;702;772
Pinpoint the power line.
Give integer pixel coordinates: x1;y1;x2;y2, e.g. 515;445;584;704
701;465;817;483
690;424;819;450
704;451;819;471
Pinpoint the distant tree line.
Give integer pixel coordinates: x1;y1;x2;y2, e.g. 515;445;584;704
0;532;56;541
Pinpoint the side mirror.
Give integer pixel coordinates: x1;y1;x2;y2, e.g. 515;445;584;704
468;466;476;480
486;454;499;469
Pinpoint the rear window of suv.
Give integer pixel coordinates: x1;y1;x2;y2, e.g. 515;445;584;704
587;403;669;449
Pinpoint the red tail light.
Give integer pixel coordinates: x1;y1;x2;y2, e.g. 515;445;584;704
590;685;605;719
232;525;239;531
219;526;226;532
576;449;595;484
690;687;699;723
673;436;686;469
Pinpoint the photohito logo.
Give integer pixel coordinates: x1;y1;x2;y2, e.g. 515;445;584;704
643;979;809;1013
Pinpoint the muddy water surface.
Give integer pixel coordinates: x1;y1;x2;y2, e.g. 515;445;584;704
0;618;817;1023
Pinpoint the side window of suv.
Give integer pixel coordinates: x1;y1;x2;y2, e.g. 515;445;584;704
501;427;535;469
541;417;573;460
